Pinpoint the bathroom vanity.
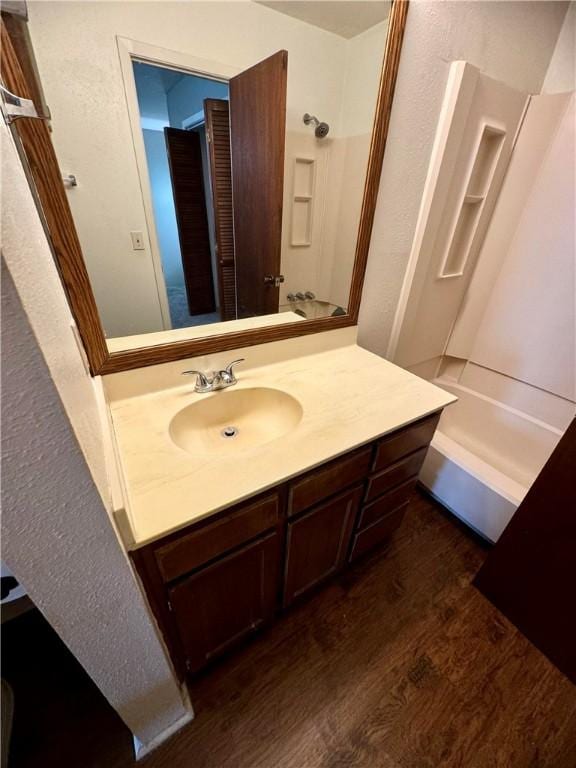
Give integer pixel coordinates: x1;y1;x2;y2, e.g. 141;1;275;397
104;338;454;679
131;412;439;677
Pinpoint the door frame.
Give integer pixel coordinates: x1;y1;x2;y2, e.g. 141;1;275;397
116;36;240;332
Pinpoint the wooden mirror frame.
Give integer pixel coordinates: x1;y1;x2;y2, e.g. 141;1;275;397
1;1;408;375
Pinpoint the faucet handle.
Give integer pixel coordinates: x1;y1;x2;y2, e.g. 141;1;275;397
182;369;211;392
223;358;245;382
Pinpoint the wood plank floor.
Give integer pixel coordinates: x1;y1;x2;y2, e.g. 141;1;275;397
4;492;576;767
143;491;576;768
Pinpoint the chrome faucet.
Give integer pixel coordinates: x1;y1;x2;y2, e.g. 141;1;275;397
182;359;245;393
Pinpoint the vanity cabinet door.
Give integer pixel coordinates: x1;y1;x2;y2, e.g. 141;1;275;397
283;485;362;607
169;532;280;675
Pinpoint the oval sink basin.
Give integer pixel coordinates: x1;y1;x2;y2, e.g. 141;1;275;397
169;387;303;455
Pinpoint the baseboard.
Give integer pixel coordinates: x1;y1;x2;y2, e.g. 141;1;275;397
133;706;194;760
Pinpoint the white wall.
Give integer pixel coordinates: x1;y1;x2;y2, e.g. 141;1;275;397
1;122;191;750
329;21;387;309
543;0;575;93
358;0;570;357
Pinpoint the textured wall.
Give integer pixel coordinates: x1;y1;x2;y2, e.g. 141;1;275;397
1;124;191;748
357;0;569;357
1;123;109;504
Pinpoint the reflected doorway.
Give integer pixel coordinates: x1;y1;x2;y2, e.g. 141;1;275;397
133;61;229;329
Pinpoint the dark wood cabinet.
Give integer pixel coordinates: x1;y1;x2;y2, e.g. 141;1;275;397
284;486;362;607
169;533;280;674
350;503;409;563
131;411;441;680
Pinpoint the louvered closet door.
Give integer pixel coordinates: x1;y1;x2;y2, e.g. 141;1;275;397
204;98;236;321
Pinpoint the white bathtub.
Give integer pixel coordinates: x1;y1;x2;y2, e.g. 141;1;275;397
419;381;564;542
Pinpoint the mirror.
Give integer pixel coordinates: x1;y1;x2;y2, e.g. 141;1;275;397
24;1;391;352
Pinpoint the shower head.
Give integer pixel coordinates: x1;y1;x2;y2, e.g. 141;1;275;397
303;113;330;139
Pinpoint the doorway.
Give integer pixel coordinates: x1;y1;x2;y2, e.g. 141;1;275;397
132;61;229;329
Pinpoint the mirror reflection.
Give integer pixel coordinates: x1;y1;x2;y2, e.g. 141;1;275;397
27;1;390;349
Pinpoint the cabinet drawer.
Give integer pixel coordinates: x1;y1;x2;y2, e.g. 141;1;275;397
349;503;408;563
365;448;427;502
288;447;372;517
357;478;416;531
283;485;362;607
155;493;280;583
373;413;440;472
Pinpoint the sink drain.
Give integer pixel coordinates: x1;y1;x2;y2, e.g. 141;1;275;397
221;425;239;439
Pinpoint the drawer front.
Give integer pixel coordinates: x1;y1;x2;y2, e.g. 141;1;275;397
349;503;408;563
373;413;440;472
288;447;372;517
155;493;280;583
283;485;362;607
357;478;416;531
365;448;427;502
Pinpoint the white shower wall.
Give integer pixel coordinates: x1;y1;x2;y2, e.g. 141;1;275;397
420;82;575;539
451;93;575;404
447;91;575;411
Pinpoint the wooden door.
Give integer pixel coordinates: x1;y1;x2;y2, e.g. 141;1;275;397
204;98;236;321
169;533;280;674
164;127;215;315
229;50;287;318
283;486;362;607
474;419;576;684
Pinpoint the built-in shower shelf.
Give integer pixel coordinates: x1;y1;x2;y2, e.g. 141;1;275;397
291;157;316;247
438;122;506;279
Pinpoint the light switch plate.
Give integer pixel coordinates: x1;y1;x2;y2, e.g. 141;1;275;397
130;231;145;250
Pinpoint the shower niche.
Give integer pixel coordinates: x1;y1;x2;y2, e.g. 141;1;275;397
388;61;530;370
439;124;506;278
290;157;316;248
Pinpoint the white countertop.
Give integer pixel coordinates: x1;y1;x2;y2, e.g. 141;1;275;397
108;343;455;549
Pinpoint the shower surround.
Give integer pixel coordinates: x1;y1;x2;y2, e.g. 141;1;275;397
420;90;575;540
